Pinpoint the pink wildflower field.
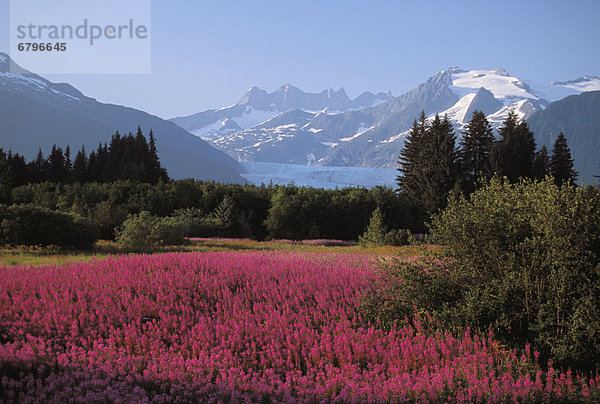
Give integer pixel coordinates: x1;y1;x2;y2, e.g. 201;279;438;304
1;251;598;402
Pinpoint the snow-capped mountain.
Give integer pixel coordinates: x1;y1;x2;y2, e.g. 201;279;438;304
171;67;598;171
0;53;244;183
170;83;393;139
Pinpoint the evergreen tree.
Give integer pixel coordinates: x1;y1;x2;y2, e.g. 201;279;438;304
48;145;65;182
397;111;428;208
71;146;88;183
212;195;236;227
7;152;28;186
147;129;167;183
460;110;495;193
490;111;536;182
0;149;12;200
550;132;578;186
358;208;388;247
533;145;550;180
108;131;123;181
419;114;459;213
30;148;49;182
64;145;72;181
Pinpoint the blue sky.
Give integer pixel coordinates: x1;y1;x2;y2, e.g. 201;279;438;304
1;0;599;118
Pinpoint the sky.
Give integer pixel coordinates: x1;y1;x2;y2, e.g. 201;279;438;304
1;0;599;119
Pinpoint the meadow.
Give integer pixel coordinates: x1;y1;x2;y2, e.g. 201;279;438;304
1;244;599;402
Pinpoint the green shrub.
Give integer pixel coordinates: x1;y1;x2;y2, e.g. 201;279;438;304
359;208;411;247
115;211;187;250
154;217;187;246
364;178;600;369
0;204;98;249
385;228;412;246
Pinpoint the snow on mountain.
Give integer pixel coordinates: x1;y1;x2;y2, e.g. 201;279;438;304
170;67;598;174
171;84;393;142
0;52;245;183
340;123;373;142
450;68;539;100
550;76;600;92
524;80;580;103
427;68;547;132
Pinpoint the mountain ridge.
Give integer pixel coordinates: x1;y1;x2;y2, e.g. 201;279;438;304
0;53;245;183
170;67;599;170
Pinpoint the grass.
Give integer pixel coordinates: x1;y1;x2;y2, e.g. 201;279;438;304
0;239;438;267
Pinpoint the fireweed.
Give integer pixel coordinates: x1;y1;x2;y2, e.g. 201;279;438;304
1;251;598;402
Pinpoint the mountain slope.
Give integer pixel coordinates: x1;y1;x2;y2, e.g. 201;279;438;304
175;67;558;168
527;91;600;183
0;53;244;183
170;83;393;139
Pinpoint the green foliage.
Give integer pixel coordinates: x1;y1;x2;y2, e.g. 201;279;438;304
358;208;387;247
460;110;495;193
0;205;98;249
533;145;550;180
115;211;186;250
550;132;578;185
397;112;459;214
0;129;169;186
359;208;412;247
490;111;537;182
210;195;252;238
366;177;600;369
8;180;419;242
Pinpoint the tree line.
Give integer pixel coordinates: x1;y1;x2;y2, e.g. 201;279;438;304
397;110;578;215
0;127;168;190
2;180;417;242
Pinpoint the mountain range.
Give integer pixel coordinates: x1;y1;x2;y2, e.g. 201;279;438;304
1;51;598;185
171;68;600;182
0;53;244;183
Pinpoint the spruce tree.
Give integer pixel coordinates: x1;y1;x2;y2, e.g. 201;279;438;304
0;149;12;200
533;145;550;180
48;145;68;183
31;148;49;182
397;111;428;208
550;132;578;186
71;146;88;183
212;195;237;227
64;145;72;181
490;111;536;182
460;110;495;193
358;207;388;247
7;152;27;186
419;114;459;213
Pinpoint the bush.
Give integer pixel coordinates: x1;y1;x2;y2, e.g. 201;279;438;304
115;211;187;250
365;178;600;369
359;208;411;247
0;204;99;249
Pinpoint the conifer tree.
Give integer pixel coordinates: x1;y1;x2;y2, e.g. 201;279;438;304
48;145;67;182
30;148;49;182
212;195;237;227
71;146;88;183
397;111;428;208
419;114;459;213
533;145;550;180
460;110;495;193
358;207;388;247
7;152;27;186
0;149;12;200
550;132;578;186
64;145;72;180
490;111;536;182
397;112;459;213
